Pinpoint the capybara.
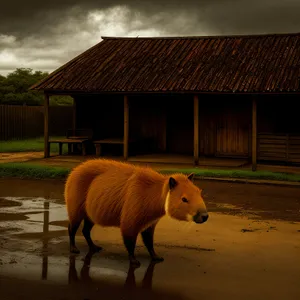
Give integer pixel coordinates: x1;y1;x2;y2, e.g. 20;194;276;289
64;158;209;266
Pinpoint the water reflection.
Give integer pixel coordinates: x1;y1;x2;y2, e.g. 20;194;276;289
39;199;185;300
67;251;169;299
124;259;157;290
41;201;49;280
68;251;161;289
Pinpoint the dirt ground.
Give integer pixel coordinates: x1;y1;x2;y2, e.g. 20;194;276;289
0;178;300;300
0;152;44;163
2;151;300;175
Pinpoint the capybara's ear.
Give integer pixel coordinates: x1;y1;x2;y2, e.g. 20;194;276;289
169;177;177;190
187;173;195;182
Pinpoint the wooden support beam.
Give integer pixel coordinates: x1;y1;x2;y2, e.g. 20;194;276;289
161;111;167;152
44;94;50;158
252;97;257;171
194;95;199;165
72;97;76;135
123;95;129;160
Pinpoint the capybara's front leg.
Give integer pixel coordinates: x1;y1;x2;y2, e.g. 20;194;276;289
82;217;103;253
68;222;81;254
141;225;164;262
122;233;140;267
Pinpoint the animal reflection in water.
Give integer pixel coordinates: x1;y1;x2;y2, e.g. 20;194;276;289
40;201;184;299
68;251;184;300
68;251;156;287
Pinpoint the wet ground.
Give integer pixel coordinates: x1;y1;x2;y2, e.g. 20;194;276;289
0;178;300;300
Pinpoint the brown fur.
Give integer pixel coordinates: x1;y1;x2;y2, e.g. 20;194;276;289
64;158;208;265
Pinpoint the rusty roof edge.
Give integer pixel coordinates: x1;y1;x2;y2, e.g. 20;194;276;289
29;32;300;93
29;39;106;91
42;89;300;96
101;32;300;40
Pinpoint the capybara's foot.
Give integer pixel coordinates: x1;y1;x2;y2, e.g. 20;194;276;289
151;255;164;262
70;246;80;254
89;244;103;253
129;256;141;267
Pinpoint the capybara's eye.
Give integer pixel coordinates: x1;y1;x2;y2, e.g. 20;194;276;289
182;197;188;203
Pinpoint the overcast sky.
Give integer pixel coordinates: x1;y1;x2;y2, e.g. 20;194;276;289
1;0;300;76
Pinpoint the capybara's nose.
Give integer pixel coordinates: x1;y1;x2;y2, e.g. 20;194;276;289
193;212;209;224
202;214;209;223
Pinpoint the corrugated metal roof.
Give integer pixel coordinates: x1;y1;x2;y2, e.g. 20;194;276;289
30;32;300;93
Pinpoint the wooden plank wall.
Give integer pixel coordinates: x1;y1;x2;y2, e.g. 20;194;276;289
289;136;300;163
258;133;300;163
215;110;250;157
129;95;251;157
130;96;169;154
0;105;73;140
199;97;251;158
166;96;194;155
256;95;300;164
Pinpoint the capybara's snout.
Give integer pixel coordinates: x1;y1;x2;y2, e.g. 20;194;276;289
193;211;209;224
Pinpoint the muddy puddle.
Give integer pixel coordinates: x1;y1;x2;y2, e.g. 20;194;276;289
0;197;66;233
0;195;183;300
0;178;300;300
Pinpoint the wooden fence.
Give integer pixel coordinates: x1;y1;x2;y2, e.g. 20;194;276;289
258;133;300;163
0;105;73;140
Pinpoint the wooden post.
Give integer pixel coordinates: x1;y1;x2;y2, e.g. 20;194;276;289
58;142;63;155
161;111;167;152
44;94;50;158
194;95;199;165
72;97;76;135
95;144;102;156
252;97;257;171
124;95;129;160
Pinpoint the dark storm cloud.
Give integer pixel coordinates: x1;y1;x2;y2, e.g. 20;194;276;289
2;0;299;38
1;0;300;75
1;0;193;37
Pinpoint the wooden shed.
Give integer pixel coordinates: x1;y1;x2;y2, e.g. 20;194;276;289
30;33;300;170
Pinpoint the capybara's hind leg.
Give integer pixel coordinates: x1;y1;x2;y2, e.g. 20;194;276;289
122;233;140;267
141;225;164;262
82;217;102;253
68;222;81;254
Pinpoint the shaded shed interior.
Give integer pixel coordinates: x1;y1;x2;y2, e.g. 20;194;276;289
74;93;300;164
75;94;195;156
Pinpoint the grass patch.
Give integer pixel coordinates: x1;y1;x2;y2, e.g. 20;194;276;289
0;136;68;153
0;162;71;179
159;168;300;182
0;162;299;183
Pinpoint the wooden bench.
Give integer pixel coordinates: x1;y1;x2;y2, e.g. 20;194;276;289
49;129;93;156
93;138;134;156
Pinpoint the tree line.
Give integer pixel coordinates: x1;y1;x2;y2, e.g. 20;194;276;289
0;68;73;106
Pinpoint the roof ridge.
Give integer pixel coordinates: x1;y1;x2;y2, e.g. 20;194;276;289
101;32;300;40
